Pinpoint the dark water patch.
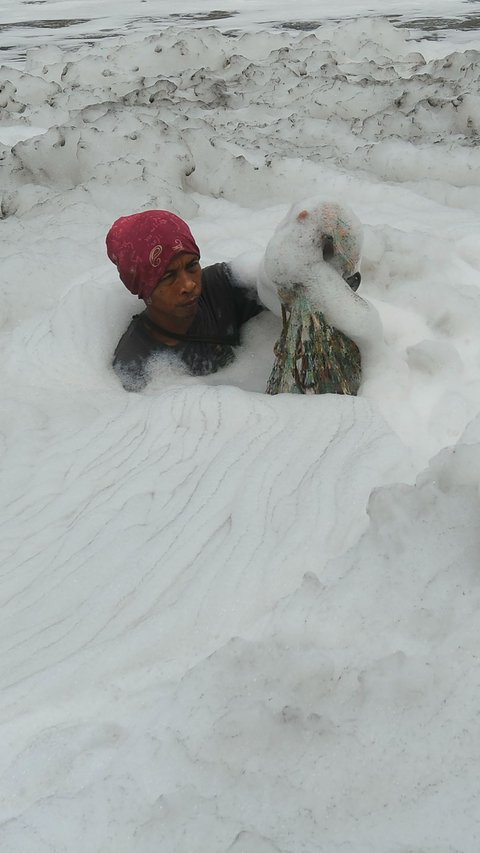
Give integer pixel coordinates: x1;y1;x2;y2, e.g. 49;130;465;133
391;13;480;41
99;12;239;32
272;20;323;31
0;18;89;32
69;32;121;43
271;16;381;32
168;10;239;22
395;14;480;32
272;14;480;41
117;12;239;31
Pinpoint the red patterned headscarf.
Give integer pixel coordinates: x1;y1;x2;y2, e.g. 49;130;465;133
106;210;200;300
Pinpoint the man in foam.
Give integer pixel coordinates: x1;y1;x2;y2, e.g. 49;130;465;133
107;209;265;391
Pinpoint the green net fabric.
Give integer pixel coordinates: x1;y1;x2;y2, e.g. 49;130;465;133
266;288;361;396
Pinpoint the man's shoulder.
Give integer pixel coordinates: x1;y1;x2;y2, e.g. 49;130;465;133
201;262;234;291
113;314;156;362
113;313;168;391
200;261;263;328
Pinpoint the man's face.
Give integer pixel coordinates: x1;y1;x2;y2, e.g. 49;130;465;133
149;253;202;322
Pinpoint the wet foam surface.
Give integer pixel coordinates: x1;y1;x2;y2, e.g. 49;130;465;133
1;0;480;59
2;8;480;853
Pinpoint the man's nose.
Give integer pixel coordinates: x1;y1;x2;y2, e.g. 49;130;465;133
179;270;198;292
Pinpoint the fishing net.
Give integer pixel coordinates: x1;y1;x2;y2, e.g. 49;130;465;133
266;290;361;395
264;200;363;396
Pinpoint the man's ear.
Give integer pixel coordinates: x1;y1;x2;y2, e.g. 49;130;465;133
322;234;334;261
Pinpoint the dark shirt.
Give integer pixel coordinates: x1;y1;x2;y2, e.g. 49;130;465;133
113;262;263;391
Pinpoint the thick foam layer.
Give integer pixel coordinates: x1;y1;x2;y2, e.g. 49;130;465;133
2;15;480;853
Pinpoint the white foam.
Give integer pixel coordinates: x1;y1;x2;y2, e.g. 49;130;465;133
2;12;480;853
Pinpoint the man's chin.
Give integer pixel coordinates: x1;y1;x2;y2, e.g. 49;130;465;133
178;300;199;316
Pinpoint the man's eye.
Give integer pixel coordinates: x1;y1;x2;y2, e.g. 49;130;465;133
187;260;199;270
